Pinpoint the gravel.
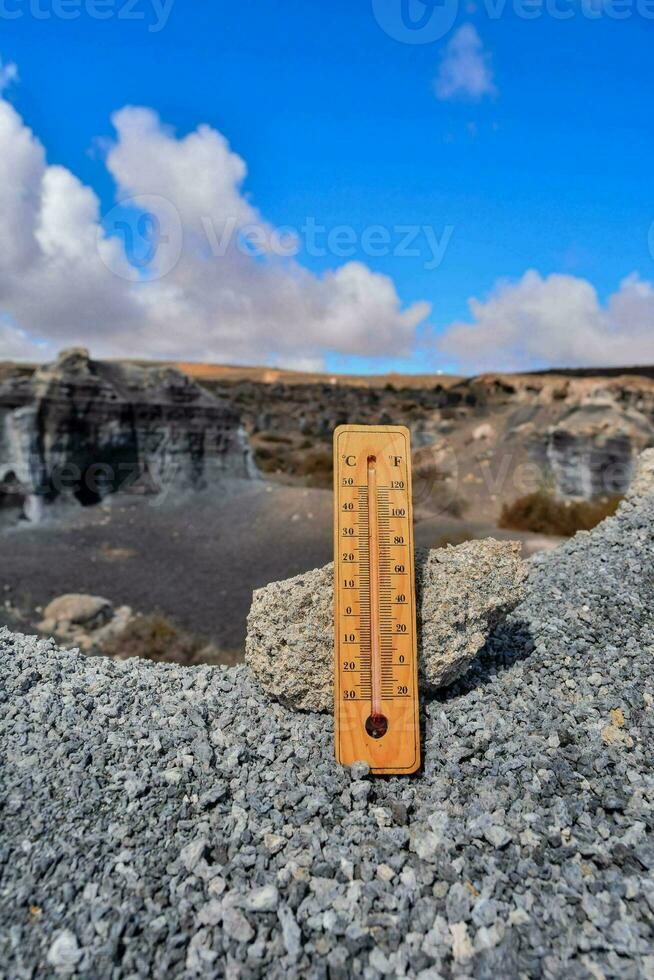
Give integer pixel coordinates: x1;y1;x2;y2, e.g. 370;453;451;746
1;490;654;978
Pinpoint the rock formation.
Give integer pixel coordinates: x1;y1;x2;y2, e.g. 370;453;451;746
245;538;526;710
4;355;654;522
195;367;654;513
0;348;255;519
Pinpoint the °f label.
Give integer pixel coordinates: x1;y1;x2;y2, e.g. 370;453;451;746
333;424;420;775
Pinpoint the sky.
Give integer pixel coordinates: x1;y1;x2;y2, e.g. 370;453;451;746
0;0;653;374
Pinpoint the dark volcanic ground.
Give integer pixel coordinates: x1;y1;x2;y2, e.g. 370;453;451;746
0;479;556;654
0;482;332;652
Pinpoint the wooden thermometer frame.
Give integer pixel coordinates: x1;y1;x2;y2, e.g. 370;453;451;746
333;424;420;775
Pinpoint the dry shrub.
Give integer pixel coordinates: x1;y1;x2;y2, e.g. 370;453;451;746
252;435;332;485
294;446;333;487
499;491;622;537
102;614;241;666
256;432;294;444
251;432;303;476
252;442;288;474
412;465;467;518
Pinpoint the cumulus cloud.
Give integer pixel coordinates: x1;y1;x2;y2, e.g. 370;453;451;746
434;25;497;102
0;59;17;93
0;321;46;361
0;83;430;367
438;270;654;373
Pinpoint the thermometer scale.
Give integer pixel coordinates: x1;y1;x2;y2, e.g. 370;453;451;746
333;425;420;775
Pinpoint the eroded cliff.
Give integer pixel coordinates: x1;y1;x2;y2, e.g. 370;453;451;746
194;367;654;517
0;349;255;520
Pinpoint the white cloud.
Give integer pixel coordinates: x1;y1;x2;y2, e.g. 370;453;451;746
438;270;654;373
434;25;497;102
0;59;17;93
0;82;430;367
0;320;46;361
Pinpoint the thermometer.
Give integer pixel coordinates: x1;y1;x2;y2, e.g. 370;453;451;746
333;425;420;775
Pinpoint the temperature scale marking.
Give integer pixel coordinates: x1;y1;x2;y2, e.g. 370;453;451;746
333;425;420;775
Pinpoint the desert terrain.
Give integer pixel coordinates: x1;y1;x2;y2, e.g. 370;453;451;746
2;350;653;658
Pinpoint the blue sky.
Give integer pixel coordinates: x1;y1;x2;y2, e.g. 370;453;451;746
1;0;653;373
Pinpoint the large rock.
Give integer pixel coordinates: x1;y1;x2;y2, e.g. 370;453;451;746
245;538;526;711
247;564;334;711
0;348;255;520
38;593;133;653
416;539;525;687
624;446;654;501
40;593;113;628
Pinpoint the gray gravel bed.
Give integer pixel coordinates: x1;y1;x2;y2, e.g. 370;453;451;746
1;494;654;978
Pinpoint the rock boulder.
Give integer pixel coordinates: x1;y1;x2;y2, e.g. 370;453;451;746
38;593;133;652
246;538;526;711
40;593;113;629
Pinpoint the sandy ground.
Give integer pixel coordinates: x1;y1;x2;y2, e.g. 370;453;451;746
0;480;558;653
